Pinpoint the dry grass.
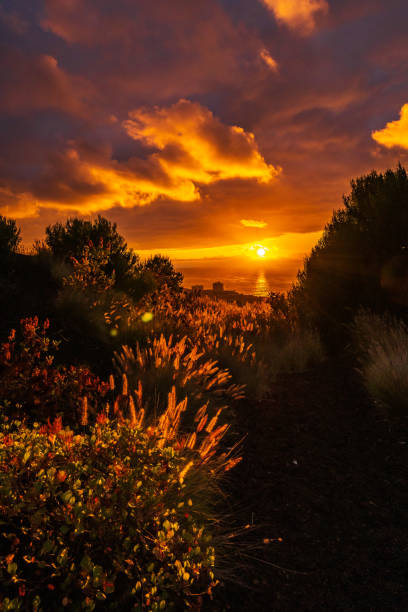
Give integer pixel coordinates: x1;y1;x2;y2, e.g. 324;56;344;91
352;310;408;418
114;292;324;403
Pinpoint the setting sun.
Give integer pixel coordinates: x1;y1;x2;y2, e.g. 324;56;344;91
247;243;271;260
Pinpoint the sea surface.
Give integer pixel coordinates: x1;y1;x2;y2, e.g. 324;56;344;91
175;259;300;297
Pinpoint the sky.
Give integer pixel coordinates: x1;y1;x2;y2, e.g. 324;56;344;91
1;0;408;290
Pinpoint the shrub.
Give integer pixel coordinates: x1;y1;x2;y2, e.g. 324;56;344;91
45;216;140;290
140;255;183;294
351;310;408;418
0;318;109;423
0;216;21;258
0;388;240;611
289;165;408;347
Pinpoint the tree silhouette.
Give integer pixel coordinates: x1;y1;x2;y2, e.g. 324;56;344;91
290;165;408;344
45;216;139;286
0;215;21;257
141;254;183;293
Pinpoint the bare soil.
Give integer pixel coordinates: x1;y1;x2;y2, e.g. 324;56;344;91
214;361;408;611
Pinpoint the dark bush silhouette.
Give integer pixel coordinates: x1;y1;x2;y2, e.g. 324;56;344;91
140;254;183;293
289;165;408;346
0;215;21;257
45;215;140;290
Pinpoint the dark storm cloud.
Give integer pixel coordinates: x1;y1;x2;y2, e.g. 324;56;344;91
40;0;268;107
0;44;89;115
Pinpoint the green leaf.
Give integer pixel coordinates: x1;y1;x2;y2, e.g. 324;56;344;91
61;490;73;504
22;450;31;465
92;565;103;578
96;592;106;601
80;555;92;572
7;562;17;575
40;539;54;555
57;548;68;566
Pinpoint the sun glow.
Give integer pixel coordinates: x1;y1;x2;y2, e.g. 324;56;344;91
132;231;323;263
248;243;270;258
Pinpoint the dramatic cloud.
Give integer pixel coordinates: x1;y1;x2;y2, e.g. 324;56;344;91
0;185;38;219
372;103;408;149
1;0;408;291
3;100;279;216
240;219;268;228
124;99;279;185
41;0;266;105
261;0;329;34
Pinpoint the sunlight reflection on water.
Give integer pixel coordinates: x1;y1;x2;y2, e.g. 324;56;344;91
178;266;274;296
177;259;297;295
254;271;269;297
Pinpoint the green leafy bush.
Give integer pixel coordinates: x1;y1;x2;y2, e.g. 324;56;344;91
0;317;108;423
0;393;239;611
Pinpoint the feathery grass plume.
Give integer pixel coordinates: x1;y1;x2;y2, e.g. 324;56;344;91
196;413;208;432
80;396;88;426
186;431;197;450
134;379;143;410
206;408;223;433
128;395;137;425
122;373;128;396
179;460;194;483
135;407;145;427
109;373;115;390
113;333;245;426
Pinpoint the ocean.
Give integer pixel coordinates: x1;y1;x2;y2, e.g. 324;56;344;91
175;258;301;297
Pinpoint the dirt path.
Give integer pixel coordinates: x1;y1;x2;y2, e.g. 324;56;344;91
215;362;408;611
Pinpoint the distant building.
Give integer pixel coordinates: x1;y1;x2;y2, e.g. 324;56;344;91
192;284;204;291
212;281;224;292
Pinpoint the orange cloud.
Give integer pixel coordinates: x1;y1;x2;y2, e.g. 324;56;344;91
31;146;198;214
124;99;279;185
240;219;268;228
0;186;39;219
259;48;279;72
261;0;329;34
14;100;279;215
372;103;408;149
